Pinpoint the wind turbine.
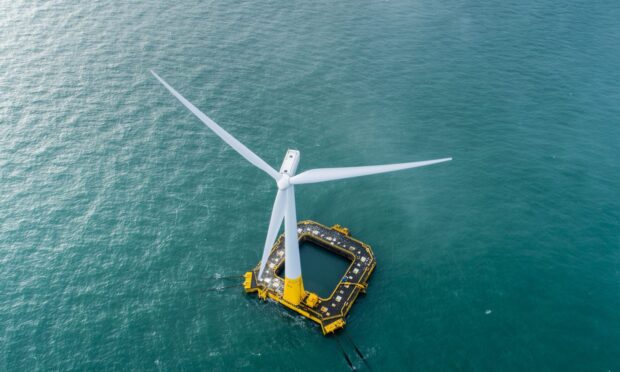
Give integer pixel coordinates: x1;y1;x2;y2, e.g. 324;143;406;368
151;71;451;306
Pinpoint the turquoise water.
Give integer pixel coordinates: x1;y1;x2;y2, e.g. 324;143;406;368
1;0;619;370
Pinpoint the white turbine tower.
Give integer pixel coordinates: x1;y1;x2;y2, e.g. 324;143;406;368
151;71;451;305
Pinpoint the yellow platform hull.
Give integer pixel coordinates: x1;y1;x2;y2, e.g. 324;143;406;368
244;220;376;335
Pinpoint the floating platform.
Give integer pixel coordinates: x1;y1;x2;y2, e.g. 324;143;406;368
244;220;376;335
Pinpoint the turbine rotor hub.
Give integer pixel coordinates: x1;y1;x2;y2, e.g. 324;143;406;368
277;174;291;190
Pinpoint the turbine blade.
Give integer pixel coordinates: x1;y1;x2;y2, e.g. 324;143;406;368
258;189;286;279
150;70;280;180
290;157;452;185
283;187;301;279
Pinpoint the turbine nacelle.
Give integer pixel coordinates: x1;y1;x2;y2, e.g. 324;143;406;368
276;149;300;190
279;149;300;175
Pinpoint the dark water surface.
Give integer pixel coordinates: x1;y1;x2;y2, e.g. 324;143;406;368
278;241;352;299
1;0;619;370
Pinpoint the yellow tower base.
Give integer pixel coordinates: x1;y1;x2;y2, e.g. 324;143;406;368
283;276;305;305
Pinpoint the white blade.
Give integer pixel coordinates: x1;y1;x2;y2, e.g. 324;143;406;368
258;189;286;279
150;70;280;180
290;157;452;185
283;186;301;279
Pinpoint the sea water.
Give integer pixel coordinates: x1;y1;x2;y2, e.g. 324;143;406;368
1;0;619;370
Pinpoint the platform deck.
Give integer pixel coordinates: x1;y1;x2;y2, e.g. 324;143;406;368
244;220;376;335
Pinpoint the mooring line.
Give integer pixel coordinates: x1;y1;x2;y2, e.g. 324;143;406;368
336;336;356;371
344;332;372;371
204;275;244;281
200;284;243;293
